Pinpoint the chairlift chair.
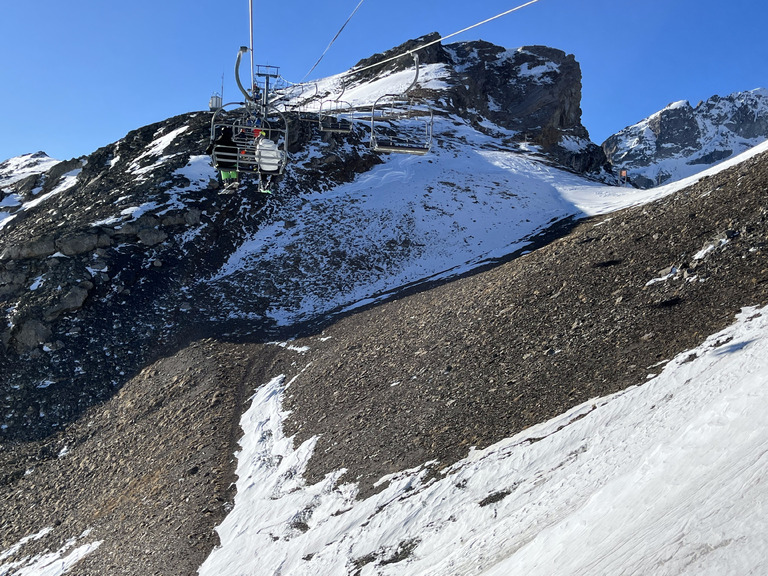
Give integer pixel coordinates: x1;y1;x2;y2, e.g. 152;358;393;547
208;47;290;188
369;53;433;155
210;103;288;177
318;82;354;133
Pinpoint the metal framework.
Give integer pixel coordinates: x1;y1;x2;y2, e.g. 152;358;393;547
369;54;433;155
318;82;354;133
209;46;289;182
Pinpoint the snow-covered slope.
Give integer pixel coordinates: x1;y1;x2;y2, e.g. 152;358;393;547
0;152;60;188
199;303;768;576
603;88;768;188
205;119;582;327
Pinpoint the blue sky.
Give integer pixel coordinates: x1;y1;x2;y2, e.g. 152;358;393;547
1;0;765;162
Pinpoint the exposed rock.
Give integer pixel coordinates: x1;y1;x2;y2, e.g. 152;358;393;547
45;285;90;320
56;233;100;256
354;36;608;174
137;227;168;246
604;88;768;187
14;318;51;352
0;236;56;261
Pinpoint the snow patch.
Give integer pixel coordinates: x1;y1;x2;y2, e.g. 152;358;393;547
201;305;768;575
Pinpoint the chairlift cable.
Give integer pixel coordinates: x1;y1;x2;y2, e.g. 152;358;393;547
302;0;367;81
347;0;542;77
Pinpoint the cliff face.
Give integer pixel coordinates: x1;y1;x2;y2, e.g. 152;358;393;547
358;35;608;173
603;88;768;187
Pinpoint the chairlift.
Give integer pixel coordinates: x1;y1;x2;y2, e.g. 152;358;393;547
208;47;289;189
319;82;354;133
370;53;434;155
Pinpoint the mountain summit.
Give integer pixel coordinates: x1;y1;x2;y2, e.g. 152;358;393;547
603;88;768;187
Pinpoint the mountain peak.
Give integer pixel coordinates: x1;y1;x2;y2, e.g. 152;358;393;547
603;87;768;187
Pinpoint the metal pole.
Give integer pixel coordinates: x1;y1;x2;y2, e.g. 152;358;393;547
249;0;255;91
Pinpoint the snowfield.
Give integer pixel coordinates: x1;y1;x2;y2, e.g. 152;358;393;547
199;304;768;576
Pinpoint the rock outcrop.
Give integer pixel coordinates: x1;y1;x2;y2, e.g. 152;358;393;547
603;88;768;187
354;35;608;173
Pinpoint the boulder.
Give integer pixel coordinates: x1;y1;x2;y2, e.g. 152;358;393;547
137;227;168;246
56;233;99;256
0;236;56;261
45;286;90;321
14;319;52;352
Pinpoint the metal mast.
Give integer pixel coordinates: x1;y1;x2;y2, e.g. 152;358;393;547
249;0;255;92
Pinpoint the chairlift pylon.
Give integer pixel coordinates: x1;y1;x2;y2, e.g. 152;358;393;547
370;53;434;155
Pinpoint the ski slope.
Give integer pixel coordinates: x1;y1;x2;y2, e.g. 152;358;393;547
198;304;768;576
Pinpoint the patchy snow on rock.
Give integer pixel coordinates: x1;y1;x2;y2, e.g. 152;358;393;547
128;125;189;179
200;305;768;576
0;153;60;188
606;88;768;187
0;528;101;576
23;167;82;210
517;61;559;83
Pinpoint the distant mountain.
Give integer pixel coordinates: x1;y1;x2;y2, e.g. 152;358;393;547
0;152;60;189
603;88;768;187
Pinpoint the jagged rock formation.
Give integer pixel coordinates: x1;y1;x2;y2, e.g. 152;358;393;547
355;34;608;173
603;88;768;187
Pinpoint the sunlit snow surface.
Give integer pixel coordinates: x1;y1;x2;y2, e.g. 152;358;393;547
200;305;768;576
207;130;768;328
0;529;101;576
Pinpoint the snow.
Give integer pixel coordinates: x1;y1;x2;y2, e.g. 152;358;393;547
0;529;101;576
127;125;189;180
207;128;768;328
208;127;579;326
0;153;60;188
200;305;768;576
517;61;559;83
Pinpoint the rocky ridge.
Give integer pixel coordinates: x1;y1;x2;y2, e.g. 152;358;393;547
353;34;608;173
603;88;768;187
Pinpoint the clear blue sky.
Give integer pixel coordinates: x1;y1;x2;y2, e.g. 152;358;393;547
1;0;765;162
